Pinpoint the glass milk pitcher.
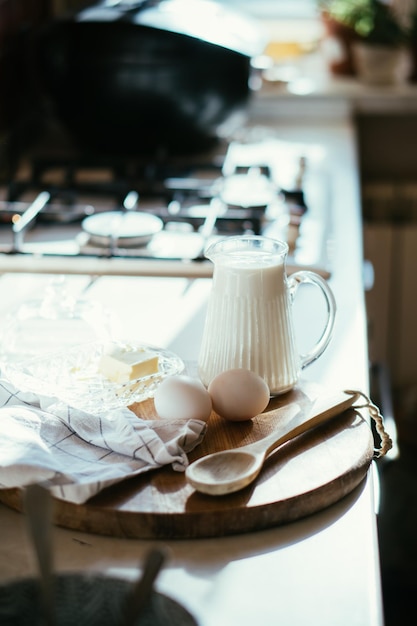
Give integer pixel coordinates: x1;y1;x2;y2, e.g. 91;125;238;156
198;235;336;395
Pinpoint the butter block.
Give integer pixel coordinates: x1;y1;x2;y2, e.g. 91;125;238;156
98;345;159;383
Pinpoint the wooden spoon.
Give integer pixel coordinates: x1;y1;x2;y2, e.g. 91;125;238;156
185;390;360;496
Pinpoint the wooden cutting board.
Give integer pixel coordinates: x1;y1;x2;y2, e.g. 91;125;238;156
0;382;375;539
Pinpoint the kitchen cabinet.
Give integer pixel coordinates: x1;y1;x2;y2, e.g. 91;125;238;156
357;113;417;393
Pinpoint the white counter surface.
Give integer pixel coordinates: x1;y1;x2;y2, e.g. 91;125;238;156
0;116;384;625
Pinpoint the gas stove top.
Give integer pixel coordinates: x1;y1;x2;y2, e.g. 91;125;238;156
0;127;332;278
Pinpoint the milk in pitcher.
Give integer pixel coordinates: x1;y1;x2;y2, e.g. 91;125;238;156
198;235;336;396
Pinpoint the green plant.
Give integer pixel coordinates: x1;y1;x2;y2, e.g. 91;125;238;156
320;0;408;46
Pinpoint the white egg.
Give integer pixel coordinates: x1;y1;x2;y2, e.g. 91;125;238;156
154;375;212;422
208;368;270;422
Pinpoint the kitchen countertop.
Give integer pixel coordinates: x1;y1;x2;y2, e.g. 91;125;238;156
0;115;384;625
251;49;417;119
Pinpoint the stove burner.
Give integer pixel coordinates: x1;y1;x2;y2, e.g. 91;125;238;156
81;210;164;249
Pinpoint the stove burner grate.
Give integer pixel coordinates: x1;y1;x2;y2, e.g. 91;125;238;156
0;135;333;277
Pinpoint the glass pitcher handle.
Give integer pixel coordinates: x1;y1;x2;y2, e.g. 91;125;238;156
288;270;336;369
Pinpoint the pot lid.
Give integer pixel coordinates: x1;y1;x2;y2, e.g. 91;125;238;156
76;0;266;58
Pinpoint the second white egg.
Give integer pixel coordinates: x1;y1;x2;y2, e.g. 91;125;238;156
208;368;270;421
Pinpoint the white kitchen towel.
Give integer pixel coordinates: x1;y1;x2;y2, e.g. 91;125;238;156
0;376;206;504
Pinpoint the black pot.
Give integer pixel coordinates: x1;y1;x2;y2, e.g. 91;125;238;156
35;0;265;156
